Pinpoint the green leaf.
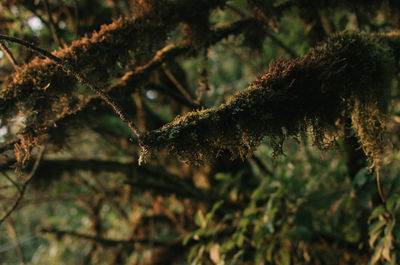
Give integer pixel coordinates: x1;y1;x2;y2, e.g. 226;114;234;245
279;248;291;265
386;195;400;214
194;210;206;228
229;250;244;265
206;200;223;223
369;219;386;247
382;235;393;262
284;226;311;241
260;221;274;234
183;231;197;245
370;243;383;265
236;233;245;247
352;168;368;188
369;206;385;222
386;196;397;213
295;207;313;229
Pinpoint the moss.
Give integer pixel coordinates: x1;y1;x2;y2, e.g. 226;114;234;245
140;31;396;168
0;0;229;167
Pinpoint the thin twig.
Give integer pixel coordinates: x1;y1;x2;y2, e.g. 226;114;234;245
0;146;45;226
3;194;93;210
134;89;147;132
376;170;386;203
250;154;274;176
43;0;64;46
265;31;297;58
73;0;80;38
0;41;19;70
110;44;189;91
225;3;296;58
225;3;246;18
39;227;167;247
136;44;190;74
1;171;21;192
0;34;141;139
20;4;49;28
92;176;129;221
6;217;26;265
162;63;197;106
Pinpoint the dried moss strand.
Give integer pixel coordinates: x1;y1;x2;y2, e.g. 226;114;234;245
0;34;141;138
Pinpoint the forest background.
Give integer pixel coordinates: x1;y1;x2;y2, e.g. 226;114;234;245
1;0;400;264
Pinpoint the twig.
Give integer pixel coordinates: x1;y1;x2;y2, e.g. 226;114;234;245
73;0;80;38
109;44;189;91
376;170;386;203
250;154;274;176
1;171;20;192
91;176;129;221
38;227;167;247
3;194;93;210
225;3;246;18
0;146;45;226
135;44;190;75
162;63;197;106
43;0;64;46
265;31;297;58
20;3;49;28
134;89;147;132
224;5;296;58
6;217;26;265
0;41;19;70
0;34;141;139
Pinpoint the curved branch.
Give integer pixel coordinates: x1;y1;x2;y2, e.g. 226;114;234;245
0;17;273;154
139;31;398;168
0;35;141;138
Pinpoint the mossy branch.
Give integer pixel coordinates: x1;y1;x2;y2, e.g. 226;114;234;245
0;0;229;162
139;31;400;168
0;34;141;138
0;17;263;157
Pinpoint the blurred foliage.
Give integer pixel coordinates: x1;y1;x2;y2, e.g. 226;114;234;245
1;0;400;265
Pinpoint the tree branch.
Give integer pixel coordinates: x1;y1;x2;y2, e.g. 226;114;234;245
139;31;397;168
0;34;141;139
38;227;168;247
0;17;270;155
0;0;230;160
0;146;45;226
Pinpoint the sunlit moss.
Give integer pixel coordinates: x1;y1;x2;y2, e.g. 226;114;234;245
140;31;396;168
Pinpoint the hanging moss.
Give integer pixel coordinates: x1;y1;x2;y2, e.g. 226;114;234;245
139;31;396;168
0;0;229;166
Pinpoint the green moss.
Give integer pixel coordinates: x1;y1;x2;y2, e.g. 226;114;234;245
140;31;396;168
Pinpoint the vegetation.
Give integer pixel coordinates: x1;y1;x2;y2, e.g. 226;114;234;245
1;0;400;264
